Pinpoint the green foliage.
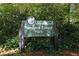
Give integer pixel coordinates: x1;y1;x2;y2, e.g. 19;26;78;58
60;23;79;51
0;4;79;52
3;36;19;50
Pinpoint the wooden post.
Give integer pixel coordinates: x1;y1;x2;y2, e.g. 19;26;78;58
19;21;25;55
53;20;60;50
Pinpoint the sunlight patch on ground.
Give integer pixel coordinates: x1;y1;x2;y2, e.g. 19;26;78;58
0;48;19;56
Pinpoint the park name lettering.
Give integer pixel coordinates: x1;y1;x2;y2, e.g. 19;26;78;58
25;26;53;30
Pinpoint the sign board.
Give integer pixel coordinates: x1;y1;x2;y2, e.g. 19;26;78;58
22;20;54;37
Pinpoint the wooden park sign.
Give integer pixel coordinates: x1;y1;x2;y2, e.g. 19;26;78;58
19;16;59;55
23;20;54;37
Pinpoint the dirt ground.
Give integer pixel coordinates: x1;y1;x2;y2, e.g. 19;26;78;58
30;49;48;56
0;48;79;56
0;48;18;56
23;49;79;56
63;50;79;56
